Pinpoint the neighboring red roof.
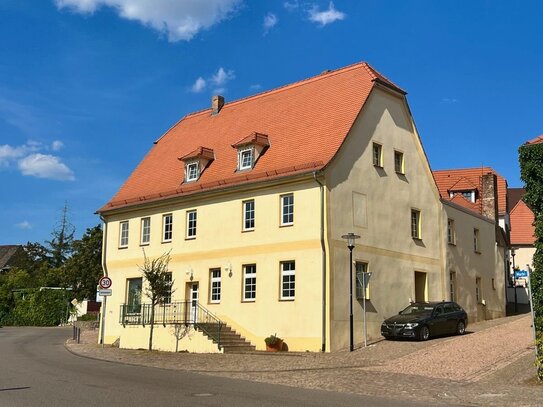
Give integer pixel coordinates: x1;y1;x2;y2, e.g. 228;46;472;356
99;62;405;212
510;199;536;245
449;193;480;213
526;135;543;145
432;167;508;216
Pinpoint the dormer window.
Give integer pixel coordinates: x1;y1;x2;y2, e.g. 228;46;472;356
232;132;270;172
238;148;254;170
186;162;199;182
178;147;214;184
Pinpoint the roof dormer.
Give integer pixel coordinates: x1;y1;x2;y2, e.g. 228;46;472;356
231;132;270;171
178;147;214;183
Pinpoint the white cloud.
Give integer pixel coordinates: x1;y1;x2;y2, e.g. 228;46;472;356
0;141;41;166
283;1;299;11
18;154;75;181
55;0;242;42
211;67;235;86
51;140;65;151
191;77;207;93
441;98;459;104
308;2;346;26
16;221;32;230
249;84;262;91
263;12;278;33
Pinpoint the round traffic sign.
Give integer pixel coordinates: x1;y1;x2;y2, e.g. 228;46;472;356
99;276;112;289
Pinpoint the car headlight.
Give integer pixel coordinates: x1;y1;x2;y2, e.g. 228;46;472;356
405;323;419;329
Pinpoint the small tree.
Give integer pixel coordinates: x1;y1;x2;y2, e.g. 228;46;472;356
139;251;173;351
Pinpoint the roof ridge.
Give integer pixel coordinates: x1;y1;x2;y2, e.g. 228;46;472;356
183;61;371;120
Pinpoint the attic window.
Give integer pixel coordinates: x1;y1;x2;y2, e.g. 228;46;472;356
239;148;254;170
186;162;199;182
178;147;214;184
232;132;270;172
450;190;476;203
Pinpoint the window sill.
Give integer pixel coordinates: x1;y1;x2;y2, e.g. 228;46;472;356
140;243;150;247
279;298;295;302
280;223;294;228
412;237;422;241
448;242;456;246
242;299;256;303
118;246;128;250
242;228;255;233
162;240;172;244
185;236;196;240
395;170;405;175
373;164;383;168
475;250;482;254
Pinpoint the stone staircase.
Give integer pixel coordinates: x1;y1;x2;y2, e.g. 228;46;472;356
196;322;256;353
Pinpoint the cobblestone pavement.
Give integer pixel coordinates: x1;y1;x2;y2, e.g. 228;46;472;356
67;314;542;406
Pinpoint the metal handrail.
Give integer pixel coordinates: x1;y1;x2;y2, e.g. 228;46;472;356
119;301;224;349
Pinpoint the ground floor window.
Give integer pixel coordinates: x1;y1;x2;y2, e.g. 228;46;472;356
280;261;295;300
126;277;142;313
210;268;221;303
243;264;256;301
355;262;369;300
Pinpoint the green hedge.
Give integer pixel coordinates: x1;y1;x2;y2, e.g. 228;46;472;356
0;289;69;326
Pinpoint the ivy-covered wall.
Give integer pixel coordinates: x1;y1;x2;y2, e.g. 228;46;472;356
519;141;543;378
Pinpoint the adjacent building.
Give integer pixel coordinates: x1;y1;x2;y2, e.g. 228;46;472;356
98;62;506;352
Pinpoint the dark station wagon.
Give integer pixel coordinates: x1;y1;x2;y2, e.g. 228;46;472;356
381;301;468;341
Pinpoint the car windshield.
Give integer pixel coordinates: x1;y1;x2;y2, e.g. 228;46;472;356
399;304;434;315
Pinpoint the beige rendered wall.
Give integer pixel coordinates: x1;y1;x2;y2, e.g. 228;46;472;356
325;87;444;351
443;202;506;322
101;178;324;352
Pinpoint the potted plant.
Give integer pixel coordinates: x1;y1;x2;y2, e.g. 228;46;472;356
264;334;283;352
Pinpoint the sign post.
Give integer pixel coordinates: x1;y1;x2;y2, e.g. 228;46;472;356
98;277;112;349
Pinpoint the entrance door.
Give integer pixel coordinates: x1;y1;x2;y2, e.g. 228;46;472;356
414;271;427;302
189;283;199;323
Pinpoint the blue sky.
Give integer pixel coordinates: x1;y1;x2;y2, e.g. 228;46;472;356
1;1;542;245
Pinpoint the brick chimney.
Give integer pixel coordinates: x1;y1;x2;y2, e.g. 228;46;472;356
481;172;499;222
211;95;224;115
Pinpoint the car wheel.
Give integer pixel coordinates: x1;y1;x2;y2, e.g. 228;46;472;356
456;320;466;335
419;325;430;341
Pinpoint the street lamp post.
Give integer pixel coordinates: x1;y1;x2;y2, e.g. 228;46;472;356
511;248;517;313
341;232;360;352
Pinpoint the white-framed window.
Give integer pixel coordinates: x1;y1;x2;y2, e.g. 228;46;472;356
394;150;404;174
372;143;383;167
185;161;199;182
355;262;370;300
238;148;253;170
474;228;480;252
140;217;150;245
126;277;142;314
163;272;173;304
280;261;295;300
162;214;173;242
280;194;294;226
209;268;221;303
186;210;197;238
447;218;456;245
119;221;129;248
243;264;256;301
243;200;255;231
411;209;421;239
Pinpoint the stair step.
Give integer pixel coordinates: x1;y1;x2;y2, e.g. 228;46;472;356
196;321;255;353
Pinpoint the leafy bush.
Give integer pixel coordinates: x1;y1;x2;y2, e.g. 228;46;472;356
77;313;99;321
1;289;69;326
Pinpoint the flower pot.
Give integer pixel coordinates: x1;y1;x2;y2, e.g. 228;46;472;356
265;339;283;352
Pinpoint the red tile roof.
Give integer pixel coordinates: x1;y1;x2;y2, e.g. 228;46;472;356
526;135;543;145
99;62;404;213
510;199;536;245
432;167;508;216
449;193;480;213
232;132;270;148
179;146;215;162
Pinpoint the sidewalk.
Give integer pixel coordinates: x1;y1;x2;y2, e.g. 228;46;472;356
67;314;542;406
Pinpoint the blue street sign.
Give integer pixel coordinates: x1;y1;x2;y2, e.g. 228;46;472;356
515;270;528;278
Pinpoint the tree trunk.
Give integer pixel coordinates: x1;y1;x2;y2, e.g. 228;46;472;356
148;301;155;351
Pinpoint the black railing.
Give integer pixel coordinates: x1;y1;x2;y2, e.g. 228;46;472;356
119;301;224;349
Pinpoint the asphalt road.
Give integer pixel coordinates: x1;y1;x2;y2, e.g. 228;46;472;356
0;327;449;407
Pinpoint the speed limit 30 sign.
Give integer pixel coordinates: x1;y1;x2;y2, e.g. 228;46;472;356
99;276;112;289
